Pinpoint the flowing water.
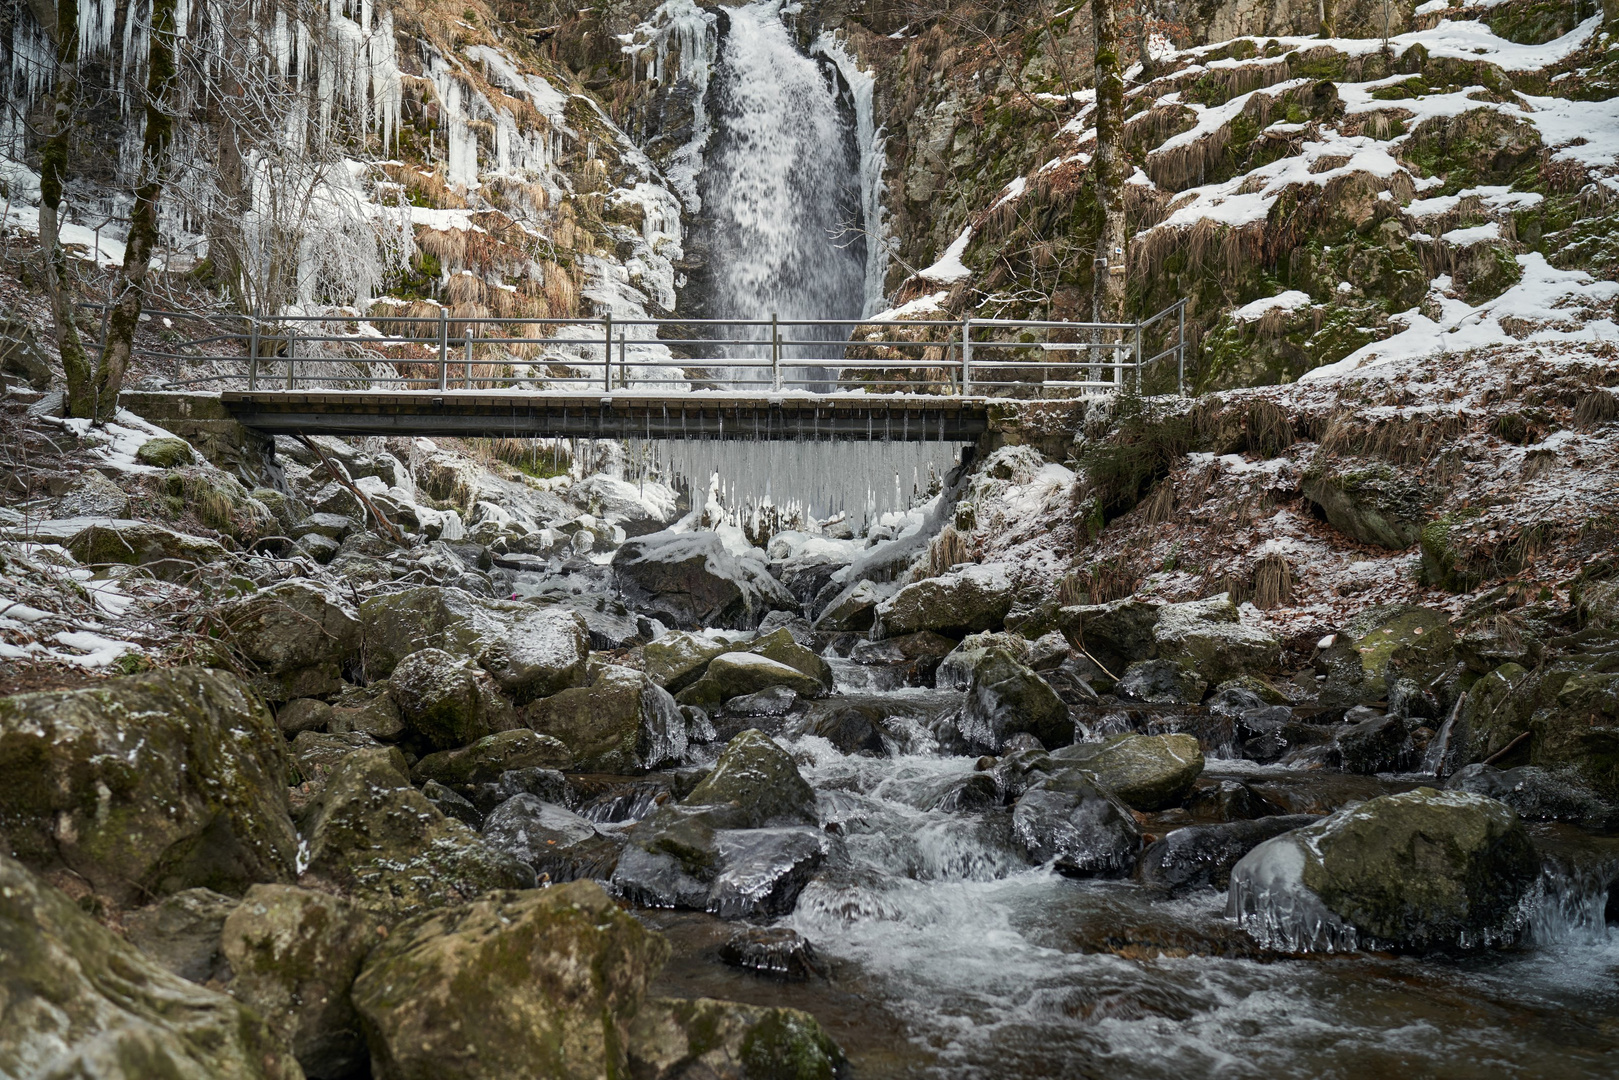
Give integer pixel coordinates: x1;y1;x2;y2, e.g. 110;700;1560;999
695;0;868;384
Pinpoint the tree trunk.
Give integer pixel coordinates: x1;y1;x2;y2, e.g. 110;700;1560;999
93;0;180;421
39;0;94;416
1093;0;1127;329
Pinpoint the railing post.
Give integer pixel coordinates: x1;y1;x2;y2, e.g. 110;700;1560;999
604;312;613;390
961;317;972;396
285;326;296;390
437;308;449;391
1134;322;1143;394
1178;300;1187;397
464;328;473;389
248;318;259;391
619;330;627;389
771;312;781;391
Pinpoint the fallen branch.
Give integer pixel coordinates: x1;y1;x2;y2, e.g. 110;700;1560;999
294;432;404;544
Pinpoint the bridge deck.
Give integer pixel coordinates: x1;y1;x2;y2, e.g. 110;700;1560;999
220;390;994;441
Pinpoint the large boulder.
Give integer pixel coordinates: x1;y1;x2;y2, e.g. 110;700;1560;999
1302;459;1430;549
1533;667;1619;801
0;668;297;906
299;747;533;915
1445;764;1617;830
481;794;623;884
1052;597;1163;675
676;652;827;709
387;648;517;751
357;585;524;677
746;627;835;690
221;884;377;1079
1228;789;1539;951
611;823;830;920
409;729;572;795
1056;733;1205;811
123;887;241;984
679;729;818;830
525;666;687;772
628;996;845;1080
217;580;362;701
1153;596;1280;684
812;579;883;632
614;530;796;629
957;649;1072;752
0;854;303;1079
66;521;230;581
1010;773;1141;877
1320;605;1455;708
351;880;670;1080
642;631;733;693
476;606;591;703
871;562;1014;638
1136;816;1320;894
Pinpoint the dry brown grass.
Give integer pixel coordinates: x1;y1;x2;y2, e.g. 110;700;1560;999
1318;409;1467;466
1575;388;1618;429
928;526;973;576
1252;553;1294;609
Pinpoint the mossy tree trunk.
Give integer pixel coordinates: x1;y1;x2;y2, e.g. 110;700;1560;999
92;0;181;421
38;0;94;414
1093;0;1127;327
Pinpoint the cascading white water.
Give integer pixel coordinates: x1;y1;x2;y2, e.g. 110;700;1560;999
700;0;867;381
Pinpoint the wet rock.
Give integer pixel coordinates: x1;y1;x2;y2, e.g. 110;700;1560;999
1116;658;1207;704
123;888;240;984
812;578;883;631
643;630;732;692
680;729;818;830
135;436;196;468
477;606;591;703
627;996;844;1080
719;926;824;979
0;854;303;1079
388;647;517;751
1228;788;1539;951
871;562;1014;637
1011;774;1141;876
356;584;523;677
1186;777;1273;822
66;520;230;581
1446;764;1618;829
1302;459;1429;549
1320;605;1455;708
935;630;1034;690
795;702;885;755
1336;712;1411;774
216;577;362;689
1052;597;1163;674
221;883;377;1079
677;652;827;708
352;880;669;1080
708;827;830;918
526;665;687;772
328;681;406;741
1532;667;1619;801
473;766;578;815
278;696;332;735
958;648;1072;752
410;728;572;795
747;627;835;690
299;746;534;915
726;685;800;717
614;529;796;629
1057;733;1205;811
482;794;622;883
1137;816;1321;894
422;780;482;828
0;667;297;906
929;770;1001;812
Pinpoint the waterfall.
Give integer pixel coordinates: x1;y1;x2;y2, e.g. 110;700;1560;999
698;0;868;381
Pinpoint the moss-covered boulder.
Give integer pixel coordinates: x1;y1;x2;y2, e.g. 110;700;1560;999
871;562;1014;638
1458;662;1534;763
1052;597;1163;675
328;682;405;741
812;579;883;632
1153;595;1280;684
1230;789;1539;951
387;648;517;751
0;667;297;905
135;435;196;468
1534;669;1619;800
1057;733;1205;811
628;997;845;1080
356;585;525;677
299;747;533;915
525;665;687;772
958;648;1072;752
745;627;834;690
1302;458;1429;549
676;729;817;830
1320;605;1455;707
221;884;378;1079
477;606;591;703
676;652;827;709
642;631;733;693
0;854;303;1079
409;729;572;795
351;880;670;1080
66;520;230;581
217;580;361;702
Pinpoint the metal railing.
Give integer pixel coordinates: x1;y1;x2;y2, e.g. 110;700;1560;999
102;300;1188;398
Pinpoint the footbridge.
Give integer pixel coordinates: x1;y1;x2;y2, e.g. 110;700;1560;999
126;303;1187;441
